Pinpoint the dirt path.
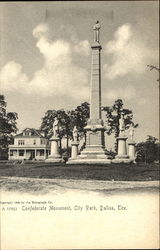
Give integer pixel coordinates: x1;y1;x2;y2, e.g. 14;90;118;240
0;176;159;195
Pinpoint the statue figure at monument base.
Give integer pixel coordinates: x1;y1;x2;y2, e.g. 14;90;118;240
45;117;64;163
112;114;132;163
128;125;136;162
53;117;59;137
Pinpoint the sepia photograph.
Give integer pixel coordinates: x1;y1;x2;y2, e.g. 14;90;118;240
0;1;159;249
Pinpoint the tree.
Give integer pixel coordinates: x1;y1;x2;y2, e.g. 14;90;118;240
102;99;138;151
135;141;145;162
40;109;71;151
40;109;57;138
0;95;18;159
68;102;90;139
147;65;160;83
136;135;159;163
40;102;90;154
56;109;72;151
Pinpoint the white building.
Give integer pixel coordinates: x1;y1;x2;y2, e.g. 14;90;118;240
8;128;51;161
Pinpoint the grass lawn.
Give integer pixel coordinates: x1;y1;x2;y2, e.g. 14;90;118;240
0;161;159;181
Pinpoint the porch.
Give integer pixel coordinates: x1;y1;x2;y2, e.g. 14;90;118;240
9;148;51;160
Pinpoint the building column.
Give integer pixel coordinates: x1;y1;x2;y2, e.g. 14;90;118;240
44;149;46;159
35;149;37;159
8;149;10;160
24;149;26;159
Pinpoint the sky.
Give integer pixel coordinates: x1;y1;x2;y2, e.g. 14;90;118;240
0;1;159;148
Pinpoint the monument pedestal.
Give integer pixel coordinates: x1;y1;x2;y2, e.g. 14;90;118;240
68;122;112;164
128;140;136;161
67;141;79;163
71;141;79;159
81;124;111;159
45;136;64;163
112;135;132;163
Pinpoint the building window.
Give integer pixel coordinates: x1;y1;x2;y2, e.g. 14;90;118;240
33;139;36;145
19;150;24;156
10;150;14;156
18;140;25;145
41;139;46;145
39;150;44;156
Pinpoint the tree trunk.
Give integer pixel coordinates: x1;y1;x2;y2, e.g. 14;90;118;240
59;138;62;153
84;131;86;144
114;140;118;153
66;133;69;155
114;129;119;153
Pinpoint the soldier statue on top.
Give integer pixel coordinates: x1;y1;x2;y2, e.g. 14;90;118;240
93;20;101;42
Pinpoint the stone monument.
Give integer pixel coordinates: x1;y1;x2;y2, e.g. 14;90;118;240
68;126;79;160
128;125;136;161
45;117;64;163
68;21;111;164
112;114;132;163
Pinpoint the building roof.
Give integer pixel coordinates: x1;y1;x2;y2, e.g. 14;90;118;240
15;128;46;138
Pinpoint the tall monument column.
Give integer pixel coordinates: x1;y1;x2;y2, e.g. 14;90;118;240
90;24;102;121
68;21;111;164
